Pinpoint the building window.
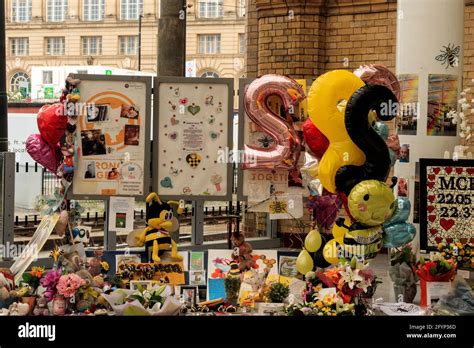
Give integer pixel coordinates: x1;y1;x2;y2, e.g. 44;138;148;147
239;33;245;54
10;38;29;56
47;0;68;22
198;34;221;54
83;0;105;21
82;36;102;55
10;72;30;94
11;0;32;22
120;0;143;20
198;0;223;18
119;36;138;55
43;71;53;84
200;71;220;78
238;0;246;17
46;37;65;55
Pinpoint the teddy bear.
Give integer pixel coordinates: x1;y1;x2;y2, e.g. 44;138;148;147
0;269;14;302
33;297;50;316
231;232;254;272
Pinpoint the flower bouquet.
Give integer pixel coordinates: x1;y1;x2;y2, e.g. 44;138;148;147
389;245;417;303
301;258;380;315
285;294;355;316
101;285;181;316
415;254;456;307
437;240;473;270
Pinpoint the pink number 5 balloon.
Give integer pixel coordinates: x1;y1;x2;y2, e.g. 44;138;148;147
242;75;305;170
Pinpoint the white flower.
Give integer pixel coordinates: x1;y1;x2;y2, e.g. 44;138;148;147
340;266;363;289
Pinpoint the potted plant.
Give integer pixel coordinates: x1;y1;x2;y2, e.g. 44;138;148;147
17;267;45;313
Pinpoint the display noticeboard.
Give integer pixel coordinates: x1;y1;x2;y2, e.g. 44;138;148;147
71;75;151;199
153;77;233;200
419;158;474;251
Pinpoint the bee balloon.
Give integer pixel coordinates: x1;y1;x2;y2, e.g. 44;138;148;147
435;43;460;69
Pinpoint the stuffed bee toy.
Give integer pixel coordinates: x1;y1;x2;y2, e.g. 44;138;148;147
136;193;183;263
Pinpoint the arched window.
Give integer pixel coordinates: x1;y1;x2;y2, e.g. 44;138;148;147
10;71;30;95
200;71;219;78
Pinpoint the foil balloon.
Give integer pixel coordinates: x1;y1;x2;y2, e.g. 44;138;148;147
347;180;396;227
374;122;397;166
302;119;329;159
37;103;68;148
383;197;416;248
335;85;398;194
26;134;62;174
242;75;305;170
353;64;401;101
307;70;366;193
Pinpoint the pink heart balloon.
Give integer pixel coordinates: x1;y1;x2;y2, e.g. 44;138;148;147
37;103;68;148
26;134;61;174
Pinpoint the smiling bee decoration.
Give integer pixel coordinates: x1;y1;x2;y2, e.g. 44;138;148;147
136;193;184;263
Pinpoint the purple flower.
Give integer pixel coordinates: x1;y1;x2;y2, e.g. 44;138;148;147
40;268;62;301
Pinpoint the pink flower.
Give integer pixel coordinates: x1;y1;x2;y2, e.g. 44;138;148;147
56;274;85;298
40;268;62;302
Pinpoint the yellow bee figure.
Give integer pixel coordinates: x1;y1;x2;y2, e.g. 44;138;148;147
136;193;183;263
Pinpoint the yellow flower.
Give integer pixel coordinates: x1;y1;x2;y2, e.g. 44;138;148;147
316;300;324;308
323;295;334;306
100;261;110;271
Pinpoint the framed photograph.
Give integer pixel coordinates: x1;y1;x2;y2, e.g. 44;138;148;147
189;270;206;286
180;285;199;307
130;280;154;291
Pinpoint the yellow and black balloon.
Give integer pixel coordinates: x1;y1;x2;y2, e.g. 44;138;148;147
298;67;415;267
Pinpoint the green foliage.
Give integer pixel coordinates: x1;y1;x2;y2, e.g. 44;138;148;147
268;282;289;303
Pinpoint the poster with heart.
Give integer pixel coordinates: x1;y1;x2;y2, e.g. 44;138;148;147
71;75;151;198
420;159;474;250
154;77;233;200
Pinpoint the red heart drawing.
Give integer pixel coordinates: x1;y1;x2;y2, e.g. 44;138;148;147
427;206;435;213
435;237;442;244
445;167;453;174
428;195;435;203
455;168;463;174
446;238;453;244
428;182;435;189
467;168;474;175
429;228;438;235
428;215;436;222
440;218;455;231
433;167;441;174
428;174;435;181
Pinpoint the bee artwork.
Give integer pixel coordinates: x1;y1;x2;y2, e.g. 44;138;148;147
257;134;274;148
435;43;460;69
